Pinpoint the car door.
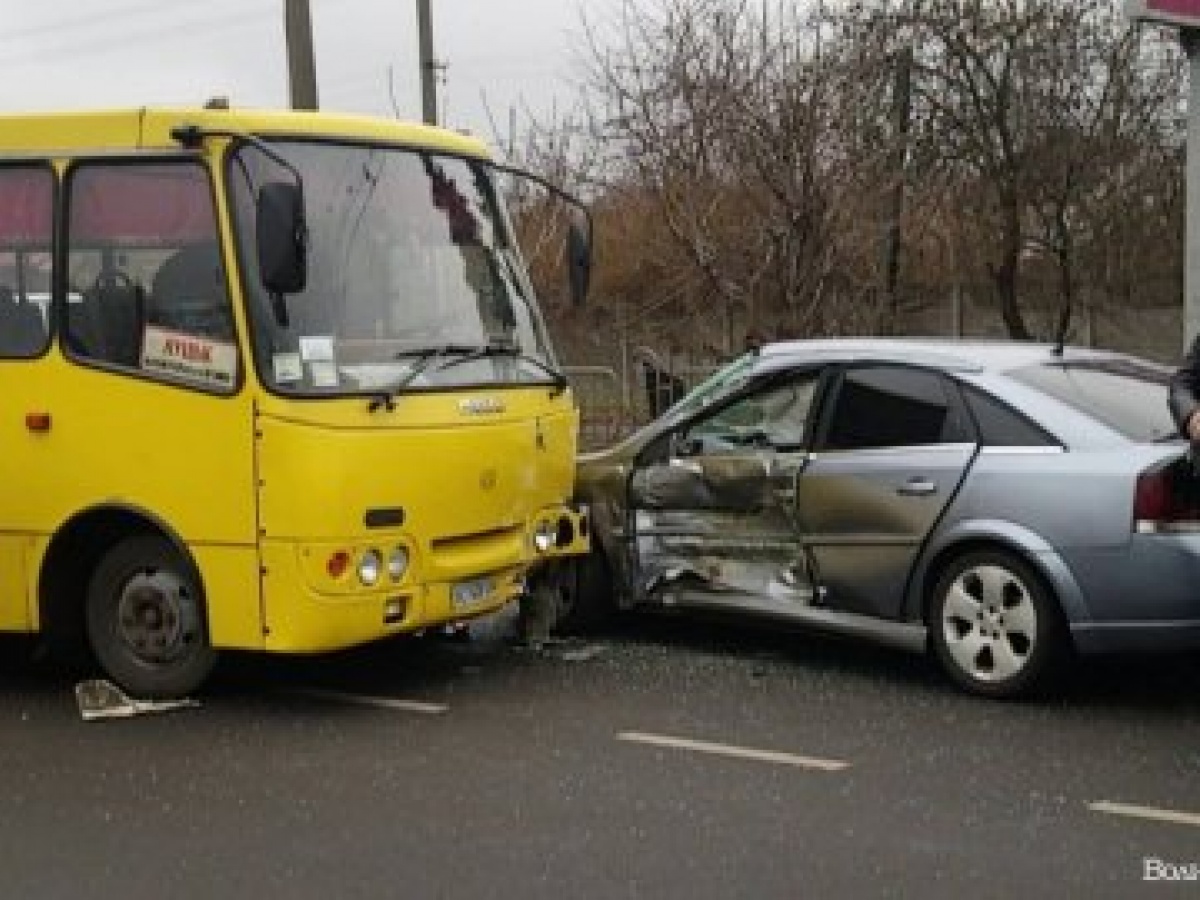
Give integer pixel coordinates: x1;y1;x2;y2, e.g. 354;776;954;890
627;369;824;614
796;364;977;620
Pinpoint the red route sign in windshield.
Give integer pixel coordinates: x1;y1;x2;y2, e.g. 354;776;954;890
1130;0;1200;27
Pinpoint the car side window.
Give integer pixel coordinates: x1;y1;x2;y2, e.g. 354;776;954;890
959;383;1057;447
684;373;820;454
818;366;970;450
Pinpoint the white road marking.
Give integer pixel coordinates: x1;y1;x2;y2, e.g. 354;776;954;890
617;730;849;772
285;688;448;715
1089;800;1200;828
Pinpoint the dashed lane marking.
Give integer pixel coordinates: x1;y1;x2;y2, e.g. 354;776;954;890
1089;801;1200;828
284;688;448;715
617;730;849;772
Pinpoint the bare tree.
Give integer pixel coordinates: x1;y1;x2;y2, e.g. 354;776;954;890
574;0;889;354
830;0;1184;341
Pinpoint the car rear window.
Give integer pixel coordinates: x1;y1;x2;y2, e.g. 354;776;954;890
1008;360;1176;442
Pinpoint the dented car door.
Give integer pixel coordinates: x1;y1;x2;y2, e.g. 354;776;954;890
796;364;978;620
627;373;822;612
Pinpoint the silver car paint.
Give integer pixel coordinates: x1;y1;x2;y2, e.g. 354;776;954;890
571;339;1200;656
795;442;975;620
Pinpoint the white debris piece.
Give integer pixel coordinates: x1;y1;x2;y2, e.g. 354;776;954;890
75;679;200;722
557;643;607;663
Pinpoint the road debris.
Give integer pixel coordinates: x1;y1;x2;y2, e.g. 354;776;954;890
514;636;607;662
554;642;607;662
75;679;200;722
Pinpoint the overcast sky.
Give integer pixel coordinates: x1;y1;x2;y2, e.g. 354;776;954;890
0;0;609;154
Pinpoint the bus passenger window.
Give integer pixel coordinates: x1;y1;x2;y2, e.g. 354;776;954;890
0;286;46;357
150;242;234;341
65;162;237;389
0;166;53;358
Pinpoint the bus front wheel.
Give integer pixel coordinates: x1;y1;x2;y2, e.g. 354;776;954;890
86;535;217;699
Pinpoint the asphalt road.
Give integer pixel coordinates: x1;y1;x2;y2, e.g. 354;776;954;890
0;609;1198;900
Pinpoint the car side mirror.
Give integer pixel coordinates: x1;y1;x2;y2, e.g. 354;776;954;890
257;181;308;295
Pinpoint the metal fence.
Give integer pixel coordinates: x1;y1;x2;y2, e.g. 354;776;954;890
564;365;630;450
566;356;719;451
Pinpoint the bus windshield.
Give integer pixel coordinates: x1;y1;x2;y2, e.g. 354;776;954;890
229;140;556;396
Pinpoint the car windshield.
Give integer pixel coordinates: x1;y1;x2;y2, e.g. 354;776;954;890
1009;359;1178;442
658;351;758;424
228;140;555;396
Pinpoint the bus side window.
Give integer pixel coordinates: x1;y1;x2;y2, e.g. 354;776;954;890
65;161;235;382
68;270;145;367
0;166;52;359
149;242;234;341
0;285;45;357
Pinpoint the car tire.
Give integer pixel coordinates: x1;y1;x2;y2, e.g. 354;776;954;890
553;546;616;635
85;535;218;699
928;549;1064;699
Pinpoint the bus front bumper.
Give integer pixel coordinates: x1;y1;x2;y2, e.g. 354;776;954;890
257;506;588;652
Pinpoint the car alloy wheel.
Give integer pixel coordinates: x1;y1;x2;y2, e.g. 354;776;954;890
930;549;1062;698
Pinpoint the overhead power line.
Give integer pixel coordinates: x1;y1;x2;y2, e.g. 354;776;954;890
0;6;276;68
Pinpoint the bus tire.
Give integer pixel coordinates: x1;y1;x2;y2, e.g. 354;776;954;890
553;546;615;635
86;535;217;699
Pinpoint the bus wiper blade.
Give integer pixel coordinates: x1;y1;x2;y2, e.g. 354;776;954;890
367;340;569;412
367;344;486;411
392;343;484;361
435;338;570;395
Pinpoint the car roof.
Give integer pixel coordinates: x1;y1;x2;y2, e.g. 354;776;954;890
752;337;1165;375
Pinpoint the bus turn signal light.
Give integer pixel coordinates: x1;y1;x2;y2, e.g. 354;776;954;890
326;550;351;579
24;412;51;432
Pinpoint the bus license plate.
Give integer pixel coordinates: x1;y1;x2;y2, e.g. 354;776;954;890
451;576;493;610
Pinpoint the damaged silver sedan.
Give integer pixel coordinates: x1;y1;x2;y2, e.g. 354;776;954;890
546;339;1200;698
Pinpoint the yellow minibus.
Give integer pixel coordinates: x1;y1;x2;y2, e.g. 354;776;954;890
0;106;589;697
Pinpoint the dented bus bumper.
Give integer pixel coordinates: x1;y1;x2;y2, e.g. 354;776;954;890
257;504;588;652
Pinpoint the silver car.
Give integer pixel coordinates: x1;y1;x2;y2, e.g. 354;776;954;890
550;339;1200;698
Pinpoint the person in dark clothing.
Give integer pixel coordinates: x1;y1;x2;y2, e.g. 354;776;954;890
1169;337;1200;441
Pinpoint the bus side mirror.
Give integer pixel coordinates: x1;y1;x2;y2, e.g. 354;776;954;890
566;220;591;307
257;182;308;295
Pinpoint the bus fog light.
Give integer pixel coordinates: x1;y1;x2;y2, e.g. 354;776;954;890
358;549;382;586
383;597;405;624
533;521;554;552
387;546;409;581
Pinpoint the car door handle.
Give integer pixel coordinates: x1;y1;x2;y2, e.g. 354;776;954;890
897;478;937;496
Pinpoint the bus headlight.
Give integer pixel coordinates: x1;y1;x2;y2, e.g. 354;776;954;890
533;520;555;553
387;546;409;581
358;549;382;586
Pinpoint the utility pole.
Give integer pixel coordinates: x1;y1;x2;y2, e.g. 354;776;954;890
1127;1;1200;350
1186;30;1200;352
285;0;319;110
416;0;437;125
880;46;912;335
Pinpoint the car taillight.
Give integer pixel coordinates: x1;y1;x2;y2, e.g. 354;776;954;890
1134;465;1200;532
